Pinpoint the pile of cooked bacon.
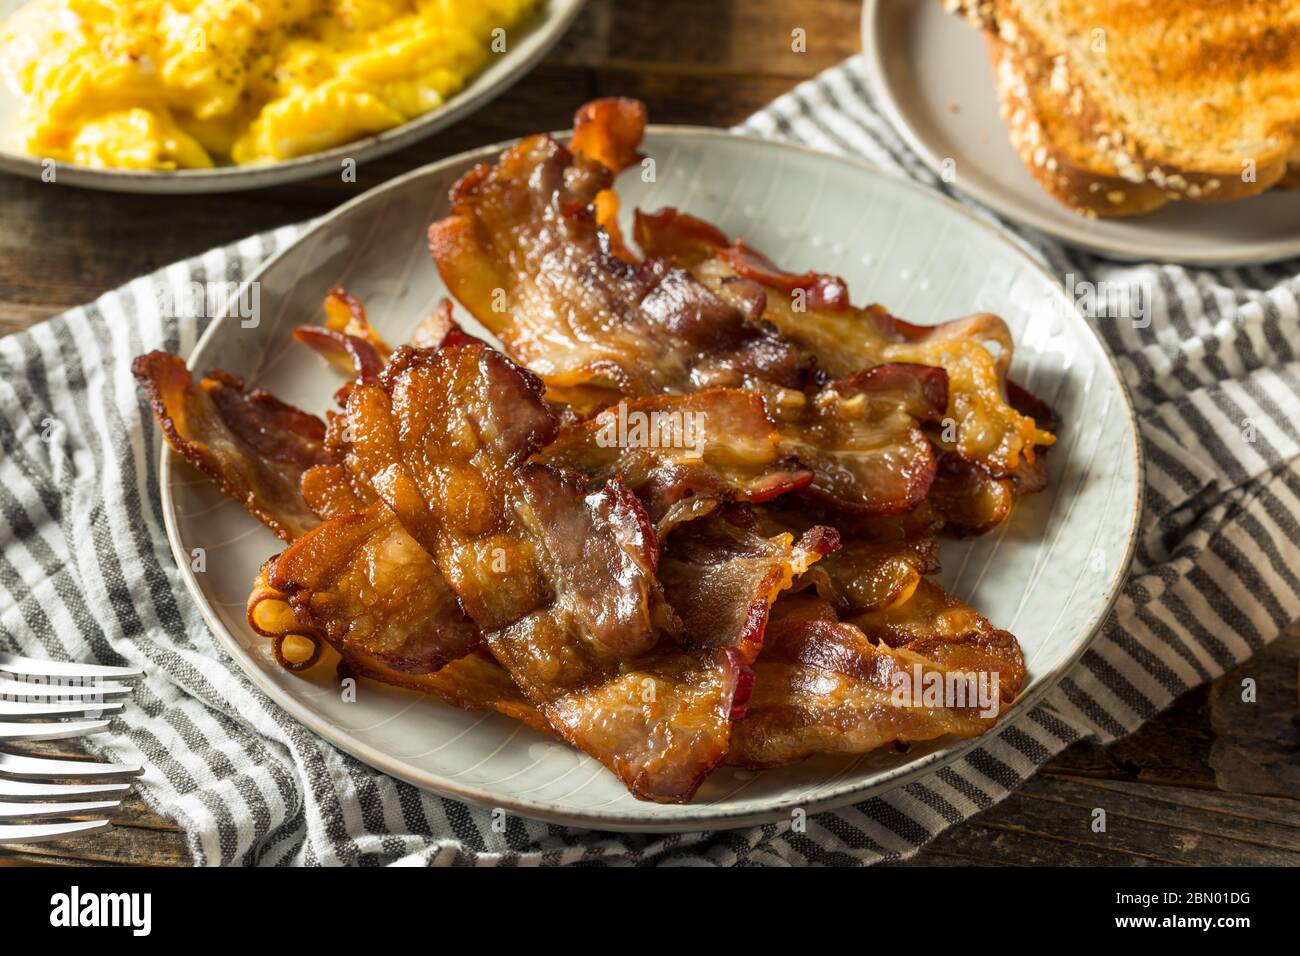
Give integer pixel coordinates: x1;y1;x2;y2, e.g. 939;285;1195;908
133;99;1055;804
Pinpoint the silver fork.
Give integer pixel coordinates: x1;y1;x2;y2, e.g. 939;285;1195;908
0;653;143;845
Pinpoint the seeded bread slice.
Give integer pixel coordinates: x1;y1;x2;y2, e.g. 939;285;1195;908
988;34;1166;217
948;0;1300;218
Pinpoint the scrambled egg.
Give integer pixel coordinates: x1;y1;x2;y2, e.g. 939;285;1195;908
0;0;539;169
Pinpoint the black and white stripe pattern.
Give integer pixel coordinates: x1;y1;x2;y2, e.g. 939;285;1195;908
2;57;1296;865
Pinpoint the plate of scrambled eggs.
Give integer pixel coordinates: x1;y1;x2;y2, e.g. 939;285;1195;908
0;0;586;192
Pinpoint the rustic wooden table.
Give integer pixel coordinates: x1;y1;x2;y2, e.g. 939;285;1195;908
1;0;1297;867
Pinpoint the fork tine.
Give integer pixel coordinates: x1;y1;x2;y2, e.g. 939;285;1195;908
0;799;122;820
0;719;113;742
0;778;132;801
0;676;133;700
0;819;111;844
0;750;143;779
0;700;125;719
0;653;142;680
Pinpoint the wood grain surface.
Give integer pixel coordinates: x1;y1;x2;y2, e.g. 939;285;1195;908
1;0;1296;867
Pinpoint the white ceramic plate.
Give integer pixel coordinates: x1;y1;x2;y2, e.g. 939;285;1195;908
162;127;1143;831
0;0;586;193
862;0;1300;265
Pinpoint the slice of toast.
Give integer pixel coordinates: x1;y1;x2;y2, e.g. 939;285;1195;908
946;0;1300;217
987;33;1167;217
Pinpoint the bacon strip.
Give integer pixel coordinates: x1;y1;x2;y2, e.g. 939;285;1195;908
634;206;730;268
345;342;751;802
293;326;385;385
534;388;814;536
131;347;480;679
571;97;646;175
927;456;1014;537
428;117;810;407
291;288;392;405
749;502;940;617
638;207;1056;480
799;537;939;615
407;298;488;352
571;97;646;262
250;570;538;728
718;242;850;312
250;503;481;676
778;363;948;515
133;351;331;541
658;509;839;664
730;590;1026;768
713;270;1054;479
846;579;1024;671
428;116;946;516
926;379;1058;534
320;287;392;362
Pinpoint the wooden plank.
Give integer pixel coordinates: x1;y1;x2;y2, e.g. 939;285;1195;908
0;741;191;865
551;0;860;75
1209;624;1300;798
0;825;192;867
908;668;1300;866
894;819;1166;867
0;302;61;335
1040;684;1219;789
904;775;1300;867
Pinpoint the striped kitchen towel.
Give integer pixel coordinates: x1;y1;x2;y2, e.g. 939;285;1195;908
2;54;1298;866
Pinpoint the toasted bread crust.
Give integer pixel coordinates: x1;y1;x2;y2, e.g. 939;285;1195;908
949;0;1300;218
988;35;1167;217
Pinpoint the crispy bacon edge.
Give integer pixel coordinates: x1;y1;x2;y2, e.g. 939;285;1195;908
729;588;1026;768
132;350;331;542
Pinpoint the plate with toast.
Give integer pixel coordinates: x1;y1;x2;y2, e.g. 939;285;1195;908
863;0;1300;265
